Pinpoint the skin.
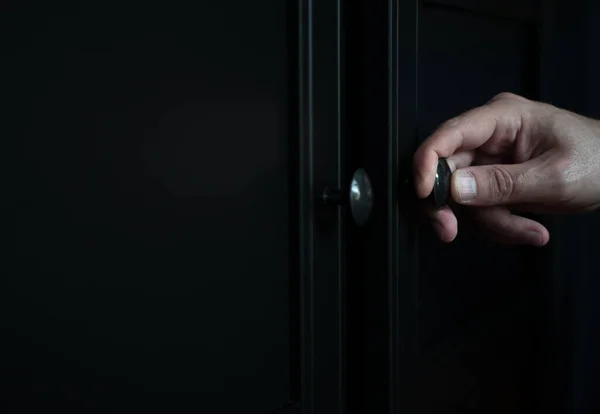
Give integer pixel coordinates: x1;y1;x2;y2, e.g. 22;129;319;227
413;92;600;247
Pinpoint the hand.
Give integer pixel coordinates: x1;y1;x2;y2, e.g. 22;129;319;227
413;92;600;246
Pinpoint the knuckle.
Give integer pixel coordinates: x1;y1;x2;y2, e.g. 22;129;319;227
488;166;515;201
441;115;464;129
490;92;528;103
493;92;517;100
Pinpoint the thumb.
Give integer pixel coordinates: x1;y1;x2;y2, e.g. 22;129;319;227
451;160;546;206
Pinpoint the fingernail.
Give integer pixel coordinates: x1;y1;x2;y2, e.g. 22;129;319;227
527;231;542;246
454;171;477;201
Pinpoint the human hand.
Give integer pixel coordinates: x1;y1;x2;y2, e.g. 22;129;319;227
413;92;600;246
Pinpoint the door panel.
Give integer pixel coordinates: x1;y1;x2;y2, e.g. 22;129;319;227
418;2;538;347
414;3;540;413
353;0;549;413
11;2;291;412
9;1;344;413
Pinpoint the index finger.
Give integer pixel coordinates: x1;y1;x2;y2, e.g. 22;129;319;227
412;100;523;199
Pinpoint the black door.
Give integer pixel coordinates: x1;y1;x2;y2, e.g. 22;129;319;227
413;2;545;412
348;0;564;413
9;1;345;413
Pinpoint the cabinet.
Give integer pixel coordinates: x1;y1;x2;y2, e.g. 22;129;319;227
8;0;599;413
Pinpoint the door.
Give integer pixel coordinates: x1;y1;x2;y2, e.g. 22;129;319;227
348;0;562;413
9;1;345;413
413;2;543;412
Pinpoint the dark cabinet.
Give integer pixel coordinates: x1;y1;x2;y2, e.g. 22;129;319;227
350;1;599;413
8;0;600;413
10;1;344;413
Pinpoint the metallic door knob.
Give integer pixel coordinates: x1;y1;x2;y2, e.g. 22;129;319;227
320;168;374;226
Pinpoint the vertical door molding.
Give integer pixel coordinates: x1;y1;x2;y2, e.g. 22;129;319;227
297;0;346;412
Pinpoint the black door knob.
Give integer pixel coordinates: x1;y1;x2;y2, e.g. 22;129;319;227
320;168;374;226
429;157;451;208
400;157;451;210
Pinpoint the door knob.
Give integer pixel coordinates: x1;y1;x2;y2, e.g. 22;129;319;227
429;158;451;208
400;157;451;210
320;168;373;226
